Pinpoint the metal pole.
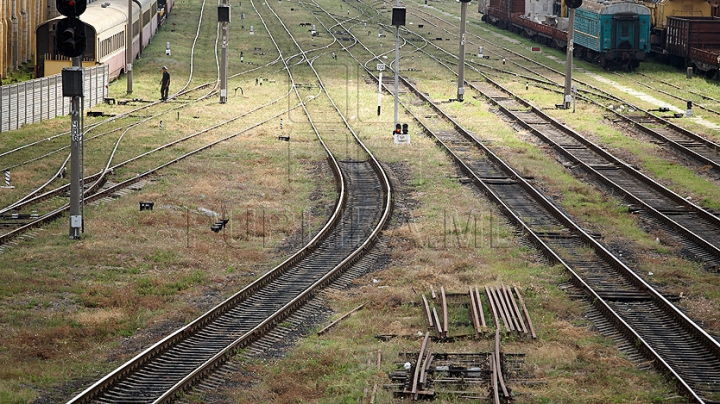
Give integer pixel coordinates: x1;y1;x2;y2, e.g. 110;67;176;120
220;1;229;103
457;1;468;102
69;56;83;239
563;8;575;109
126;0;133;94
394;0;400;128
377;70;382;116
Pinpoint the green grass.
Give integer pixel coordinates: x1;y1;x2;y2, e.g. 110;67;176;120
1;0;718;402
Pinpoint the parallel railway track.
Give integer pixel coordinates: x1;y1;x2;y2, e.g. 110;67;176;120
395;73;720;403
406;5;720;175
4;0;719;402
66;0;393;401
392;9;720;269
295;1;720;400
290;0;720;400
470;76;720;266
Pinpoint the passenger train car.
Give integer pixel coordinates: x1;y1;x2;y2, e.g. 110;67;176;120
482;0;651;69
35;0;173;79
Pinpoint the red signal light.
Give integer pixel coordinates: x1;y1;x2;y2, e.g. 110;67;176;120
57;0;86;17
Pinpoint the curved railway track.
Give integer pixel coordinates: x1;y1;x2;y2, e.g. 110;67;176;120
0;6;305;246
67;160;390;404
4;0;718;402
65;0;393;402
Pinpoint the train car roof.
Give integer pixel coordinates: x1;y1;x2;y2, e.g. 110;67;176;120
581;0;651;14
81;3;129;32
39;0;155;33
88;0;155;9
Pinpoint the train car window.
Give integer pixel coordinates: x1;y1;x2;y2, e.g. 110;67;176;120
621;23;629;37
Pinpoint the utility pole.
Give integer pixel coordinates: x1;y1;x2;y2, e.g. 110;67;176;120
126;0;133;94
457;0;471;101
219;2;230;103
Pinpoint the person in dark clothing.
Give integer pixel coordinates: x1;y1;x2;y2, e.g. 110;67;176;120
160;66;170;101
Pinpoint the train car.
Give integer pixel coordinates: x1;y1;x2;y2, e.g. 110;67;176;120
642;0;713;50
664;16;720;76
158;0;174;25
574;1;651;69
35;0;166;80
482;0;651;70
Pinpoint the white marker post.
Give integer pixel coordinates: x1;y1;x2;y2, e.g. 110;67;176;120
377;63;385;116
1;171;13;189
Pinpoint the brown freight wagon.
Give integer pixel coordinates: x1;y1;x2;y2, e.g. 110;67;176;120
665;16;720;58
664;16;720;76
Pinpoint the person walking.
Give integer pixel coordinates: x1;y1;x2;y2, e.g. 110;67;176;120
160;66;170;101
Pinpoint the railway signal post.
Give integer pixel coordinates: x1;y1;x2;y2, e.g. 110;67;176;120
392;3;405;132
219;3;231;103
57;0;87;239
64;65;85;239
457;0;471;102
563;0;582;109
127;0;133;94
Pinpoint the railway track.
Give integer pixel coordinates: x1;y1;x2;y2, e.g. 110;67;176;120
0;102;299;247
67;159;390;404
390;11;720;269
405;6;720;176
394;74;720;403
308;2;720;398
5;0;719;402
617;71;720;118
0;15;304;247
469;75;720;267
66;0;393;401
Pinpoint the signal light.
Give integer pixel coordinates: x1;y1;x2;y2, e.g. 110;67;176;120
566;0;583;8
402;124;408;134
57;0;86;17
56;17;87;58
394;124;401;135
391;7;406;26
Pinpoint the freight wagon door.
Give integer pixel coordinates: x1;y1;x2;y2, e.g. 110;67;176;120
613;14;639;50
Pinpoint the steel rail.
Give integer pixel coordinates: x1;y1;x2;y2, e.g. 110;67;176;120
66;0;393;401
323;5;719;398
473;75;720;261
390;14;720;266
407;6;720;175
396;74;718;403
0;107;297;246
